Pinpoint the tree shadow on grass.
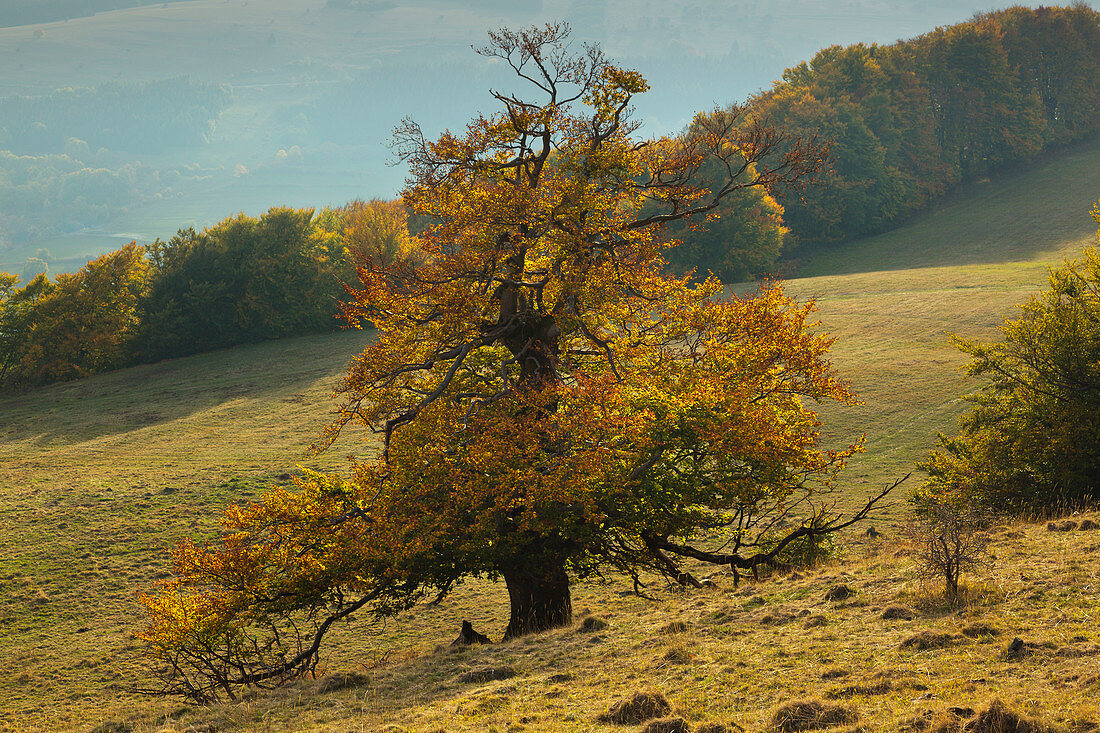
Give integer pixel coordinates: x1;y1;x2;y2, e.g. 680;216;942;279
0;329;372;446
790;139;1100;279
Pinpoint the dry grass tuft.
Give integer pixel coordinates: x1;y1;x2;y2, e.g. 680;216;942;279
455;665;516;684
89;723;133;733
315;670;369;693
642;716;692;733
931;698;1051;733
578;615;608;633
901;631;961;650
600;690;673;724
961;623;1000;639
824;681;892;699
769;699;857;731
659;620;693;634
824;585;855;602
882;605;916;620
661;646;693;665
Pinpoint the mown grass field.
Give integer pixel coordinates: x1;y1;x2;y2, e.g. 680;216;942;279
0;139;1098;732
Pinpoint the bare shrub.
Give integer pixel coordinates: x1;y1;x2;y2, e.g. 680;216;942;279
907;500;990;604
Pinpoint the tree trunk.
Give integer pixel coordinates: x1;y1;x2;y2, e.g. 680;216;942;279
944;561;959;604
494;257;571;640
501;560;572;640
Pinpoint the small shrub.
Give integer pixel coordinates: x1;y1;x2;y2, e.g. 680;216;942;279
906;500;990;604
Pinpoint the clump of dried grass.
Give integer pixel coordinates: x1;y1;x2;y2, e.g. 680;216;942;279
769;699;857;731
901;631;960;650
930;699;1052;733
599;690;673;724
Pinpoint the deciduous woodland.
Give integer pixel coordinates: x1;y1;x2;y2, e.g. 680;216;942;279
759;4;1100;248
135;23;907;702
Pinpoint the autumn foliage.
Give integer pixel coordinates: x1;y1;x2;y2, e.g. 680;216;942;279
0;202;419;390
752;5;1100;248
136;24;898;702
0;244;148;386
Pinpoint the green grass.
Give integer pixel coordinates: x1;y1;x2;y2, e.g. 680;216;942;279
0;330;374;730
1;139;1099;730
781;139;1100;511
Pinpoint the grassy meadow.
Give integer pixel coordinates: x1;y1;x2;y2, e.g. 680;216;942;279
1;139;1099;731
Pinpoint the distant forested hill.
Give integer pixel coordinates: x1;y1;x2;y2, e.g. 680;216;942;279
0;78;231;252
0;1;191;28
745;4;1100;254
0;78;231;155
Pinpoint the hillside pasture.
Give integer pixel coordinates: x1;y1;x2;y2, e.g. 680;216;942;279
0;140;1098;730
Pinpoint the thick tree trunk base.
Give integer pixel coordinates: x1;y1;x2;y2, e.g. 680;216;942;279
502;562;572;640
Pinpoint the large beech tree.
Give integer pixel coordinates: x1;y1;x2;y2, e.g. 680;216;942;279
140;25;894;702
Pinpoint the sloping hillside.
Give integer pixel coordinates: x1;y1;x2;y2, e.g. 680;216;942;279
0;139;1098;731
786;139;1100;505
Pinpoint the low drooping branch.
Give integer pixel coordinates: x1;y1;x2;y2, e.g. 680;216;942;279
642;474;907;585
138;583;400;703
